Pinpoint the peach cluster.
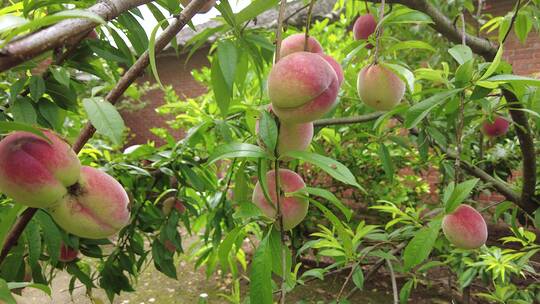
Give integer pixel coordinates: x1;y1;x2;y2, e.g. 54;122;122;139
252;34;345;230
0;130;130;239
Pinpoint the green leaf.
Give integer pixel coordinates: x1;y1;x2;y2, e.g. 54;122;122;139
268;229;291;277
218;226;243;273
0;122;46;139
29;76;45;101
53;9;105;24
0;205;23;251
283;151;363;191
11;97;37;124
388;40;436;53
305;187;352;221
486;74;540;86
35;211;61;265
217;40;238;90
403;219;441;271
455;59;474;86
444;179;479;213
235;0;279;24
211;55;232;117
149;18;169;89
382;7;432;24
380;62;415;93
352;265;364;290
533;208;540;230
249;233;272;304
82;97;125;145
404;89;462;128
378;143;394;182
258;110;277;153
399;279;414;304
448;45;473;65
0;279;15;304
23;220;41;267
38;100;64;131
7;282;50;295
480;45;503;80
207;143;267;164
50;67;70;87
514;12;532;44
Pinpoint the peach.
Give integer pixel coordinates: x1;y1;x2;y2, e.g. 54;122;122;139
353;14;377;48
255;107;314;155
268;52;339;123
180;0;216;13
252;169;309;230
442;204;488;249
357;64;405;111
319;54;344;86
164;240;176;253
0;130;80;208
59;243;78;262
162;197;185;216
280;33;324;58
482;116;509;137
49;166;130;239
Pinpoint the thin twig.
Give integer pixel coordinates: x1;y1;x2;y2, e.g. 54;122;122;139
386;259;398;304
373;0;386;63
501;0;522;44
336;263;357;300
274;0;288;64
304;0;317;51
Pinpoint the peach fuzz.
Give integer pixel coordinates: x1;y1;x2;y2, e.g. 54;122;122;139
268;52;339;123
0;130;80;208
357;64;405;111
353;14;377;48
319;54;344;86
280;33;324;58
49;166;130;239
482;116;510;138
442;204;488;249
252;169;309;230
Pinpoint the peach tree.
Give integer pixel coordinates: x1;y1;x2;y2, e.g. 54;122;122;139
0;0;539;303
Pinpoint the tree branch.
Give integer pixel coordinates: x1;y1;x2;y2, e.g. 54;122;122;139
313;112;383;127
0;0;208;266
0;0;155;72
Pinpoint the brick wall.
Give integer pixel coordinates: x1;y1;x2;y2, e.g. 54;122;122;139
121;47;210;146
485;0;540;75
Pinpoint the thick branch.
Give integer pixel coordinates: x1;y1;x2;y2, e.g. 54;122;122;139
0;0;153;72
0;0;208;266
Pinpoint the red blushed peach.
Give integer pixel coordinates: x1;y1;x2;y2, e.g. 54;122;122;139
180;0;216;13
269;52;337;109
357;64;405;111
162;197;185;216
442;204;488;249
482;116;510;138
280;33;324;58
49;166;130;239
319;54;344;86
0;130;80;208
353;14;377;48
255;108;314;156
59;243;78;262
252;169;309;230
